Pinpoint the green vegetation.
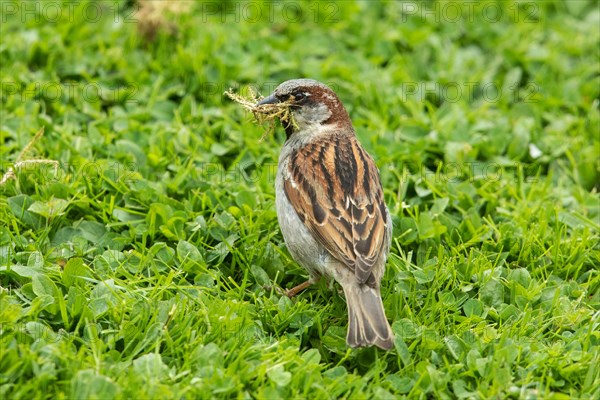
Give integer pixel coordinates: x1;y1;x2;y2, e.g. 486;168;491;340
1;1;599;398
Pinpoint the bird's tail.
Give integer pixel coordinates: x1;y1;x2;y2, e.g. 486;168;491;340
343;283;394;350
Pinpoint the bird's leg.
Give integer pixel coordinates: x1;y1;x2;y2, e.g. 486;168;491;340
285;281;312;297
286;276;320;298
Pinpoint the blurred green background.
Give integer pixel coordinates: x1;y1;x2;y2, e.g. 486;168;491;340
1;1;599;398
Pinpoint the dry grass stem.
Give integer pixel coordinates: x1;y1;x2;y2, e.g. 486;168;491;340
0;127;59;186
225;88;298;141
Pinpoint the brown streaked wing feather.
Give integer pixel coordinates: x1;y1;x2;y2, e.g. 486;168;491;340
350;142;388;283
283;134;389;285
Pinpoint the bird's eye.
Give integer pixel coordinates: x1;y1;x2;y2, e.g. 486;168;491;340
292;92;307;101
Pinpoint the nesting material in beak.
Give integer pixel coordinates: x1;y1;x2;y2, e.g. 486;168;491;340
225;88;298;140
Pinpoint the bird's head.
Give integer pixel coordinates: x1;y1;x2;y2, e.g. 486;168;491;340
256;79;352;138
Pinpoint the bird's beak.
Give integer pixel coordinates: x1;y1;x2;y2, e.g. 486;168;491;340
256;94;279;106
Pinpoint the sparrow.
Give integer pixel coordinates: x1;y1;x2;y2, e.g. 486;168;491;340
257;79;394;350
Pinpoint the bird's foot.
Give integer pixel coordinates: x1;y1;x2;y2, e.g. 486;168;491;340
263;284;286;296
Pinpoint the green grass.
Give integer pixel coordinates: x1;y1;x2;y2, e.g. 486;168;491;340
1;0;599;398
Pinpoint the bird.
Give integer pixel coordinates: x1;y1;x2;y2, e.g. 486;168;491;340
256;79;394;350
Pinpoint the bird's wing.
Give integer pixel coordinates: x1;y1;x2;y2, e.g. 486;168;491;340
283;134;389;285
